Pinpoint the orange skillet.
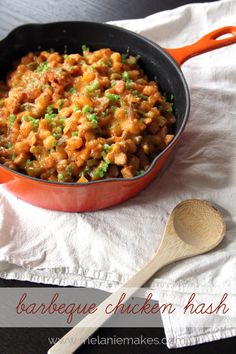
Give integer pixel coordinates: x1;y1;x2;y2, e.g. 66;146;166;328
0;23;236;211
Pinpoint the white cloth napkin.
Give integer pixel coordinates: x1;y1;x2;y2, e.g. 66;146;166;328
1;0;236;348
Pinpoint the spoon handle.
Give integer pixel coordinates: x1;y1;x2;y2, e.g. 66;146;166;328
48;253;171;354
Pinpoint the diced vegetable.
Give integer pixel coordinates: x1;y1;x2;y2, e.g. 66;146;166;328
87;113;98;125
82;105;93;113
86;80;100;93
35;61;49;73
8;114;16;127
93;161;110;178
82;44;90;52
105;93;120;101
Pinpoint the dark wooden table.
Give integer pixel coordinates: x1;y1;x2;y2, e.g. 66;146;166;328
1;0;235;353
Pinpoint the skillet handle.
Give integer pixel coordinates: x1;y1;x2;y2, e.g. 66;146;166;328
165;26;236;66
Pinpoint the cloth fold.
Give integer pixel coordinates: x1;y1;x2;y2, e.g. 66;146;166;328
1;0;236;348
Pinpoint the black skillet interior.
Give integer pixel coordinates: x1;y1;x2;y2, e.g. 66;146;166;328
0;21;190;140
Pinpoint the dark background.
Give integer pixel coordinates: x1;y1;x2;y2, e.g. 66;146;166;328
0;0;221;36
1;0;236;353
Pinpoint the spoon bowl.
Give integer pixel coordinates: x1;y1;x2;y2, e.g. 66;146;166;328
48;199;226;354
172;199;225;249
158;199;226;266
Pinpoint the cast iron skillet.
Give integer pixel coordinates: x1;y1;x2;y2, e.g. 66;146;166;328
0;22;236;212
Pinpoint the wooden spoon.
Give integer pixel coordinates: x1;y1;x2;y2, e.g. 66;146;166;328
48;199;226;354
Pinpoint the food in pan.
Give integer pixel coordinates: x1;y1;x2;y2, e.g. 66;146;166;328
0;46;175;182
